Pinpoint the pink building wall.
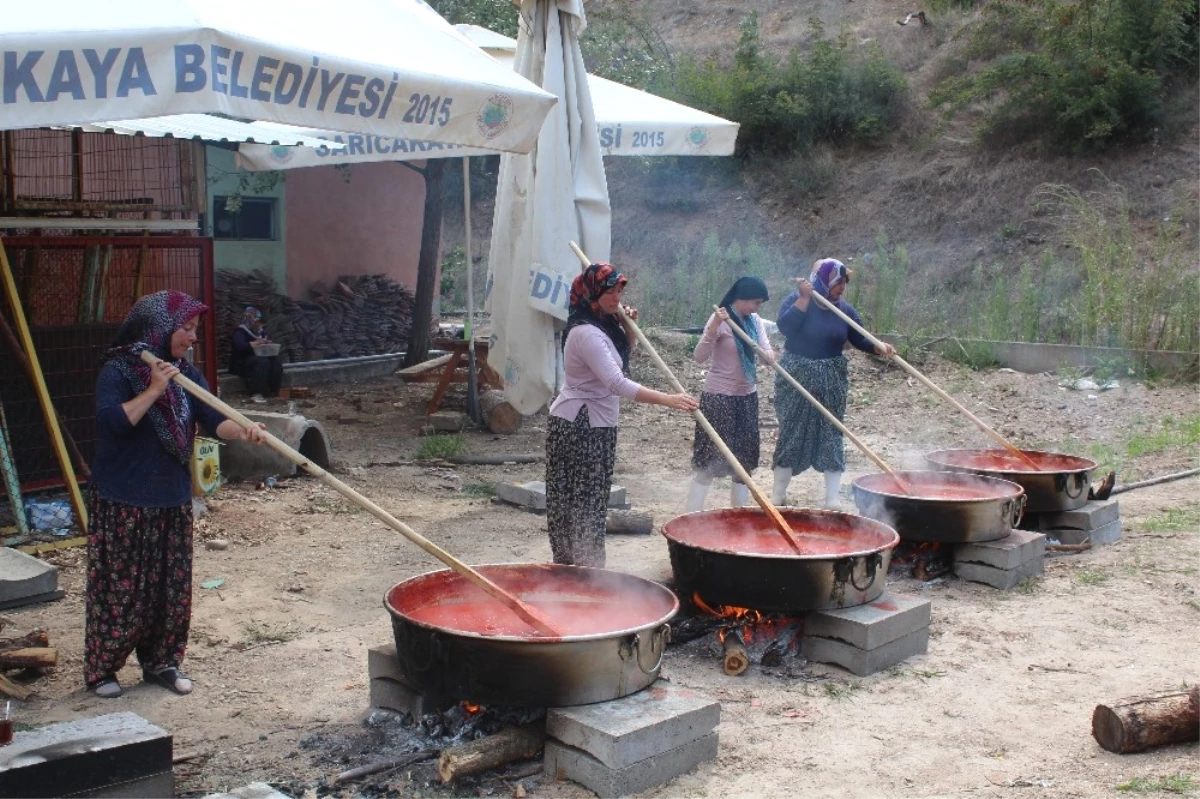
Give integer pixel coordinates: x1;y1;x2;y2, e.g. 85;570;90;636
284;163;426;299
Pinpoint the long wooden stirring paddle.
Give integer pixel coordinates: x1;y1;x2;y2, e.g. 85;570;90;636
806;291;1042;471
567;242;804;553
714;305;914;496
140;351;562;638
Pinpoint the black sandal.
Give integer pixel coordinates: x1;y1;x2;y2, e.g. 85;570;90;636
142;667;193;695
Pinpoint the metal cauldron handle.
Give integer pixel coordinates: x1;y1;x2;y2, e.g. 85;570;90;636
1056;472;1087;500
1002;494;1027;529
835;554;882;592
621;625;670;676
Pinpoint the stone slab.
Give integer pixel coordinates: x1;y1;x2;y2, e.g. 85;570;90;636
0;589;66;612
0;547;58;605
496;481;626;511
546;682;719;770
1044;517;1122;546
802;593;931;651
0;711;172;799
954;556;1044;590
954;529;1046;571
1033;499;1120;532
544;731;718;798
203;782;295;799
802;628;930;676
367;643;403;684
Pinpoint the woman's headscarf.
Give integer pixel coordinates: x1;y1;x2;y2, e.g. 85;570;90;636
239;306;264;337
561;262;631;372
103;290;208;464
809;258;852;299
718;276;769;383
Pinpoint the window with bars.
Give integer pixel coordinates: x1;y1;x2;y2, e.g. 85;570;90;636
213;196;277;241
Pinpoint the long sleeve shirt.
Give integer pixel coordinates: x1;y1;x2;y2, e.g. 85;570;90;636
776;291;874;359
693;313;774;396
91;363;228;507
549;325;642;427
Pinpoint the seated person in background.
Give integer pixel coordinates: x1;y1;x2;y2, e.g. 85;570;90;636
229;306;283;403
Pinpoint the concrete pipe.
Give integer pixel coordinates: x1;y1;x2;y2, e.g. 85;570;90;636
219;411;332;482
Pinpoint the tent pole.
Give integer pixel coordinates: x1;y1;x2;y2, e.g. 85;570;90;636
463;157;481;423
0;238;88;530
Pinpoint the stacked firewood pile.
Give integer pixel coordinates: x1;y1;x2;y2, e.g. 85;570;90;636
214;270;425;366
0;623;56;699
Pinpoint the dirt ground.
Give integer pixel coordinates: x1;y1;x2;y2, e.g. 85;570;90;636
9;333;1199;798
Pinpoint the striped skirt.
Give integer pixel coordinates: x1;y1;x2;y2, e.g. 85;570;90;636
771;353;849;475
545;405;618;568
692;391;760;482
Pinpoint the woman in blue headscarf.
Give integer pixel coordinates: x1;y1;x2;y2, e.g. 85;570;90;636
685;276;775;512
771;259;895;508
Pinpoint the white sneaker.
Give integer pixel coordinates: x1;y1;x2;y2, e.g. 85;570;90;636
251;394;266;404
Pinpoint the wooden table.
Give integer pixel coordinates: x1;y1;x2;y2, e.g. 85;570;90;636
397;338;501;415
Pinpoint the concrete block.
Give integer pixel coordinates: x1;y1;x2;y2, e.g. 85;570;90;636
1045;518;1122;546
367;643;403;684
221;412;331;481
496;481;626;511
203;784;293;799
954;555;1044;590
0;548;58;606
1035;499;1120;531
0;711;172;799
370;677;446;718
802;593;931;651
954;529;1046;571
545;731;718;798
546;682;720;770
0;589;66;612
802;628;930;676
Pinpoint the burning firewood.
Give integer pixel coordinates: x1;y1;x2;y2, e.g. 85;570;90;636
437;722;545;783
1092;685;1199;754
722;632;750;676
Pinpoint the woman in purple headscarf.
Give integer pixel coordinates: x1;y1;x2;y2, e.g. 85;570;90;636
771;259;895;508
85;291;265;699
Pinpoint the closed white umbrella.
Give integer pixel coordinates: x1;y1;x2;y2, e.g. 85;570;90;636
484;0;611;414
0;0;557;152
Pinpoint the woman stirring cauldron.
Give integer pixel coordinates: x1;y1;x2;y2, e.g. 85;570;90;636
86;291;266;698
546;263;699;567
685;276;775;512
771;259;895;508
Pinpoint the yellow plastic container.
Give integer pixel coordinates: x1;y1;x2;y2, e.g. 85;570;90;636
192;436;221;496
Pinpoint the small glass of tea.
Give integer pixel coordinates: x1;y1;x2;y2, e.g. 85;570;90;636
0;701;12;746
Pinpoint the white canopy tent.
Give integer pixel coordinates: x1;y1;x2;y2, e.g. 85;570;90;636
235;24;738;171
0;0;557;152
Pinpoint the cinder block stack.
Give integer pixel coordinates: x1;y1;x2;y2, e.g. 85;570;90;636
801;593;932;676
367;642;448;718
954;529;1047;589
1021;498;1122;546
544;682;720;798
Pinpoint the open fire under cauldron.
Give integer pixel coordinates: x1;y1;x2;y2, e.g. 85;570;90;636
852;470;1026;543
662;508;899;613
926;449;1097;513
384;564;677;708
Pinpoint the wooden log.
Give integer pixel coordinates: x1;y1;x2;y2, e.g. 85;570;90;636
0;671;32;700
445;453;543;466
606;509;654;535
479;390;521;435
438;723;544;783
0;647;57;670
723;633;749;676
1092;685;1199;754
0;629;49;652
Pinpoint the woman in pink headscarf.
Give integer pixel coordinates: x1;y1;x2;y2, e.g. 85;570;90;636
85;291;265;699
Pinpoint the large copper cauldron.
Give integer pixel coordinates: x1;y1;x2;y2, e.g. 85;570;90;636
852;471;1026;543
662;508;899;613
925;449;1097;513
384;564;677;707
